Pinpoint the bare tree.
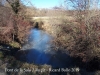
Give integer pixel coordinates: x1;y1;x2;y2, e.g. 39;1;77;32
0;0;32;45
62;0;100;62
0;0;6;6
6;0;20;14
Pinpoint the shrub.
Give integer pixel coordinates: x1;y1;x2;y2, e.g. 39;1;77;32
52;14;100;63
0;6;32;45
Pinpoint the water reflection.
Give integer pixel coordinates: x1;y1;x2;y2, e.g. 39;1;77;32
21;29;73;68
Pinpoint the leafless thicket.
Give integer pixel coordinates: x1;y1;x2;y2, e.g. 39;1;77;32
0;0;32;45
52;0;100;64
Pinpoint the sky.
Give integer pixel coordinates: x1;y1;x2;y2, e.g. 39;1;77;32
23;0;64;9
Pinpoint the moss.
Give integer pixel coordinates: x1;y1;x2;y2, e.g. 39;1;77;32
0;51;4;59
9;41;20;48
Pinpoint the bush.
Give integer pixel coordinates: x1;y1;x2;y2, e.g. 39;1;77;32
0;6;14;43
52;14;100;63
0;6;32;45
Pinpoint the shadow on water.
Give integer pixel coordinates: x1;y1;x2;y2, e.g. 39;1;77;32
26;49;73;68
19;28;74;68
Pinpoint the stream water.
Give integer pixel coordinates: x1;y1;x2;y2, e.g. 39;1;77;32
21;28;73;68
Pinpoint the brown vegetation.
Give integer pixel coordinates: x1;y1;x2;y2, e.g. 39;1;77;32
0;0;100;74
0;1;33;45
